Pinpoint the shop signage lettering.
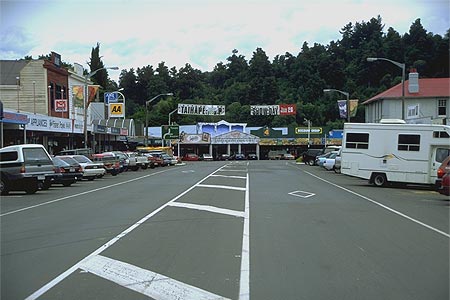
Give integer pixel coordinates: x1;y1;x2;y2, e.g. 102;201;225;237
178;104;225;115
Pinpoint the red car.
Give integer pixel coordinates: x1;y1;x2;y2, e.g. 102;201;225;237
182;153;199;161
436;155;450;196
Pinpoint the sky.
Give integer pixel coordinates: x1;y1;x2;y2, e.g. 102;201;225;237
1;0;449;83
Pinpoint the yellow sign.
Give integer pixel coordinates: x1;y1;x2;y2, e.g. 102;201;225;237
109;103;124;118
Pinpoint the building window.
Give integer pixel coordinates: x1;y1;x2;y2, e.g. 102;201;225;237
438;99;447;116
346;133;369;149
398;134;420;151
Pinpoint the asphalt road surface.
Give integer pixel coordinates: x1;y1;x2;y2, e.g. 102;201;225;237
1;160;448;300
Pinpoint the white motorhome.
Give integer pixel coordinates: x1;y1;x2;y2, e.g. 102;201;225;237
341;121;450;186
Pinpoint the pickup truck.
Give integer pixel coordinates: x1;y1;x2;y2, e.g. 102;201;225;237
126;152;150;170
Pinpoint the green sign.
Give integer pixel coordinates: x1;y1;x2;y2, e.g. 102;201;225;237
161;125;180;139
295;127;323;134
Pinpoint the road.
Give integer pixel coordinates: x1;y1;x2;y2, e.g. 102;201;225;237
1;161;448;300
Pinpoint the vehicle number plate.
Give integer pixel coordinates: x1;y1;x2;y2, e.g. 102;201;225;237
70;168;75;172
93;166;97;169
38;175;45;180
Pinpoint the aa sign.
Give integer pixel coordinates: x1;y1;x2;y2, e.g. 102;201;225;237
109;103;124;118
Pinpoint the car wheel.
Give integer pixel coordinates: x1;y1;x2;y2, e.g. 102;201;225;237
307;159;315;166
41;180;52;190
25;183;39;194
373;173;387;187
334;167;341;174
1;179;9;195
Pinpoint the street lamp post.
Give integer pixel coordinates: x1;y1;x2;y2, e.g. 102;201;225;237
304;119;311;147
83;66;119;148
367;57;406;120
16;77;20;112
145;93;173;147
168;108;177;125
323;88;350;122
32;81;36;114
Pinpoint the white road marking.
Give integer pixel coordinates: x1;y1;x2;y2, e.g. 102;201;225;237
1;169;170;217
291;165;450;239
288;190;316;198
210;174;247;179
79;254;230;300
25;165;228;300
197;184;246;191
169;202;245;218
239;173;250;300
218;169;248;172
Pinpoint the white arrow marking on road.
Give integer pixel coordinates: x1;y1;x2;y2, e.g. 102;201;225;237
79;254;230;300
197;184;246;191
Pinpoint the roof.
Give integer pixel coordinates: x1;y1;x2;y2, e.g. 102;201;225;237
0;60;28;85
363;78;450;105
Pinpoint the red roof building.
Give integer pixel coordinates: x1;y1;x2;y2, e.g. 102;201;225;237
363;75;449;124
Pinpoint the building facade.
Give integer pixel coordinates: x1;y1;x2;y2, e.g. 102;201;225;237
363;73;449;124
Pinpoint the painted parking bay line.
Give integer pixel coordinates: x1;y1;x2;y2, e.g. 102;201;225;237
79;254;230;300
169;202;245;218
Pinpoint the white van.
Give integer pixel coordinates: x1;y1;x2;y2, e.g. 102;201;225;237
0;144;56;194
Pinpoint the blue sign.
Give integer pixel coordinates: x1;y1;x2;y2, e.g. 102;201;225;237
104;92;119;104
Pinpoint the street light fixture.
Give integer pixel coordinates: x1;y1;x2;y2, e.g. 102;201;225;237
145;93;173;147
367;57;406;120
83;66;119;148
323;88;351;122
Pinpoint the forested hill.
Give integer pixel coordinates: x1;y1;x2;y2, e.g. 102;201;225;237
115;16;449;129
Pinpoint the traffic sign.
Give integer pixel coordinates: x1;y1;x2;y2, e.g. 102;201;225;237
295;127;323;134
109;103;124;118
161;125;180;139
104;92;119;104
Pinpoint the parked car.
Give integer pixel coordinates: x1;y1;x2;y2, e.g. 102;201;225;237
323;152;339;171
91;153;121;176
334;154;342;174
199;153;214;161
103;151;130;172
217;153;231;161
161;153;178;166
315;152;334;167
302;149;323;166
247;153;258;160
280;153;295;160
126;152;150;170
436;155;450;196
0;144;56;194
51;156;83;186
141;153;159;168
57;155;105;180
232;153;246;160
183;153;199;161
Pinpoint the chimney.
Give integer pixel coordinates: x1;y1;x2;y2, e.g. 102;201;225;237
408;68;419;93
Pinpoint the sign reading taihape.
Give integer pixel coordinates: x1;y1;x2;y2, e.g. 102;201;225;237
177;104;225;115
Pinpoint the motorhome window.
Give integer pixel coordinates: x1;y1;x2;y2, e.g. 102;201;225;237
397;134;420;151
433;131;450;138
436;148;450;163
345;133;369;149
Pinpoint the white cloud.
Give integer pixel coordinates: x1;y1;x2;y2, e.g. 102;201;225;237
1;0;448;83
